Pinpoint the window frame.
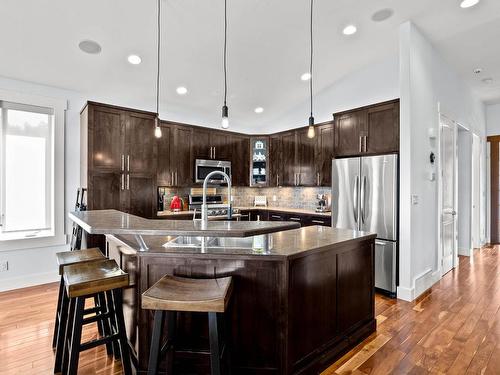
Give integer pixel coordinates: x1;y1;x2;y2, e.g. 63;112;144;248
0;89;66;251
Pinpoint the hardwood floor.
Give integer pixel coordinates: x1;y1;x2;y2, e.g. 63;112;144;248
0;245;498;374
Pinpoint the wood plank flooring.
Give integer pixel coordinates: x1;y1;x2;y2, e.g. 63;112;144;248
0;245;498;374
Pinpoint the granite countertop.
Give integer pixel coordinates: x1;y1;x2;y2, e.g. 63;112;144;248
157;206;332;218
110;226;375;259
69;209;300;237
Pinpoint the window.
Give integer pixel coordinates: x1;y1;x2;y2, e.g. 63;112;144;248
0;90;66;249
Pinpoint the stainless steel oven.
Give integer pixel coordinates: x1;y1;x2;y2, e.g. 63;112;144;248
195;159;231;184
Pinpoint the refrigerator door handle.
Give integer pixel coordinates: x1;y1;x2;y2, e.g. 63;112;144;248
361;175;366;224
353;176;359;224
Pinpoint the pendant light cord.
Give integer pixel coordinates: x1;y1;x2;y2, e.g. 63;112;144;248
223;0;228;107
309;0;313;118
156;0;161;115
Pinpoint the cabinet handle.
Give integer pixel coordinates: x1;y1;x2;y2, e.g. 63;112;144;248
171;172;174;186
271;215;281;219
121;174;124;190
290;217;301;221
127;155;130;171
121;155;125;171
317;172;320;186
213;147;216;159
364;136;368;153
312;220;325;224
359;136;363;153
175;171;178;186
276;174;279;186
126;174;130;190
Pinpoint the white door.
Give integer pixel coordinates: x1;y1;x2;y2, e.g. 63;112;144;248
440;116;457;275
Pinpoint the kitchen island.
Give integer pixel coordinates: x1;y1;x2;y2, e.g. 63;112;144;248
70;210;376;374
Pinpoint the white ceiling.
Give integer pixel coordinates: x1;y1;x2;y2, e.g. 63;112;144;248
1;0;499;133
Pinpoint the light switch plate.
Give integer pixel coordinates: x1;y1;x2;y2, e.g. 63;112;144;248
411;195;419;205
0;261;8;272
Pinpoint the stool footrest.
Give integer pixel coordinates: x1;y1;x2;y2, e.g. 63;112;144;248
159;338;174;357
82;312;110;325
79;333;120;352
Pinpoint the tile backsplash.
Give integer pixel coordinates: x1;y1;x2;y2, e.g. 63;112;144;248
158;186;331;211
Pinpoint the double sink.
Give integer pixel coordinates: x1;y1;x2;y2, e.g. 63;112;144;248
163;235;271;252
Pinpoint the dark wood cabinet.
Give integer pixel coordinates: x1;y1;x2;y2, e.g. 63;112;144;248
317;122;334;186
281;131;297;186
365;101;399;154
334;109;366;157
269;135;282;187
334;99;399;157
191;127;212;160
231;135;250;186
191;127;233;161
296;128;317;187
156;123;192;187
82;102;156;220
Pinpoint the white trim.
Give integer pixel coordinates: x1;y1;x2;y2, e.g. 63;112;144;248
0;270;59;292
396;285;414;302
415;269;441;298
0;89;67;251
458;247;472;256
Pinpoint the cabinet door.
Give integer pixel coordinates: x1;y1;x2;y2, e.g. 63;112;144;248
125;112;156;174
88;172;122;210
334;110;365;157
281;131;297;186
125;175;155;218
210;131;232;160
157;125;173;186
171;125;193;186
89;106;125;172
296;129;316;186
269;135;282;187
317;123;334;186
192;128;211;160
231;135;250;186
365;102;399;154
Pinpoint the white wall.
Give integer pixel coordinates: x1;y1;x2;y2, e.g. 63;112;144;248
398;22;487;302
0;76;84;292
262;56;400;133
487;103;500;135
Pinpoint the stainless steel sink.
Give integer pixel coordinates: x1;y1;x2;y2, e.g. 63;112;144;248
163;236;259;250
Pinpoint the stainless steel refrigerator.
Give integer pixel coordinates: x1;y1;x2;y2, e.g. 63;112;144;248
331;154;398;296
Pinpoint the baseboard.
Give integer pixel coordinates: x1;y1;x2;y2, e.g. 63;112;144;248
396;285;414;302
0;271;59;292
414;269;441;299
458;247;472;256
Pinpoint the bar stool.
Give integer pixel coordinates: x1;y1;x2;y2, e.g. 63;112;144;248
60;259;132;375
142;275;233;375
52;248;107;353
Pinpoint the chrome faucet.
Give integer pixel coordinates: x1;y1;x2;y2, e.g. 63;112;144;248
201;171;232;226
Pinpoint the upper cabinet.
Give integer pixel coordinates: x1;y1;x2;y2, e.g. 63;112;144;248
316;122;335;186
231;134;250;186
250;137;269;187
192;127;233;161
334;99;399;158
82;102;157;218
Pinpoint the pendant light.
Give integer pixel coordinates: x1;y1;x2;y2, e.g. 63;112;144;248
221;0;229;129
307;0;315;139
154;0;162;138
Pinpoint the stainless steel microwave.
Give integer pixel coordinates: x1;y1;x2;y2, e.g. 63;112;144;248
195;159;231;184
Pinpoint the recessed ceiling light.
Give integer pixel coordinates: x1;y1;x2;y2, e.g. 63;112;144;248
301;72;311;81
254;107;264;113
127;55;142;65
176;86;188;95
482;78;494;84
371;8;394;22
460;0;480;8
78;40;102;54
342;25;357;35
473;68;483;74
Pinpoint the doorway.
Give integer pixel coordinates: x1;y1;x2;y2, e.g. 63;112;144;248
439;114;457;275
471;134;481;248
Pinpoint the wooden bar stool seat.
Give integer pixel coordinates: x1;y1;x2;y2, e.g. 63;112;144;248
142;275;233;375
57;259;132;375
52;248;107;352
142;275;232;312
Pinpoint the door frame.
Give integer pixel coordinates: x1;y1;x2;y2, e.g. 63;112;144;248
437;111;459;276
